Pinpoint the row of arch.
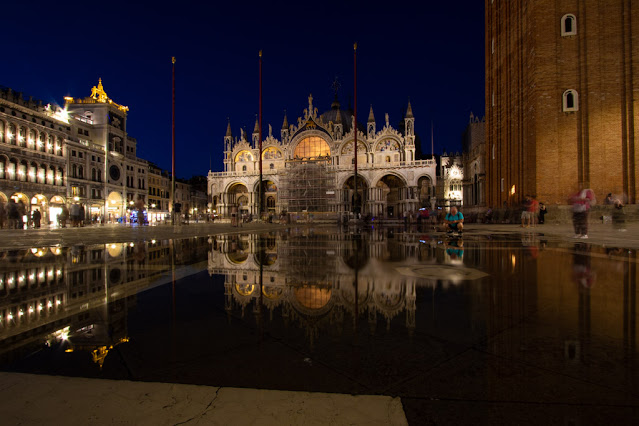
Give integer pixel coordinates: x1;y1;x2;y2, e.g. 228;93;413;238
212;172;434;218
0;155;64;186
220;172;431;196
0;120;64;157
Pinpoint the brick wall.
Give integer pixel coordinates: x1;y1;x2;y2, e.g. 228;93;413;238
485;0;638;207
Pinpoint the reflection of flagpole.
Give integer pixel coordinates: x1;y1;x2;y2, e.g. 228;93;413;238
353;43;358;216
258;51;263;219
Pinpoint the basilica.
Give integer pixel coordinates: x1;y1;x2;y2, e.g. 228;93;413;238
207;95;437;220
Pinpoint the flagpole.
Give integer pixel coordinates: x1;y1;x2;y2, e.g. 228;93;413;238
171;56;176;225
353;42;358;217
258;50;263;220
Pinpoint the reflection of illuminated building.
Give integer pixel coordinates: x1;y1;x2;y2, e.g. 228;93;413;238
0;238;207;366
208;230;462;344
208;95;436;219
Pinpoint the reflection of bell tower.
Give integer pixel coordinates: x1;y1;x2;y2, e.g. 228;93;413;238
281;111;289;144
224;119;232;172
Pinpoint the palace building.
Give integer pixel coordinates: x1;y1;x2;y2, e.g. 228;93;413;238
486;0;638;206
207;95;437;220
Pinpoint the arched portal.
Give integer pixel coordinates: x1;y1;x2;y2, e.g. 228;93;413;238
107;191;124;223
343;175;368;215
30;194;48;225
417;175;434;208
49;195;65;227
377;174;407;218
228;183;249;216
260;180;277;215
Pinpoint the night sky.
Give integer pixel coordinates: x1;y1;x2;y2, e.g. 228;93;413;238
2;1;484;179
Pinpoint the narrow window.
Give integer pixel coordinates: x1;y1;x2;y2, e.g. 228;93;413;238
563;89;579;112
561;14;577;37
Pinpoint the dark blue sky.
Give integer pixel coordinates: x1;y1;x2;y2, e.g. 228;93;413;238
2;1;484;179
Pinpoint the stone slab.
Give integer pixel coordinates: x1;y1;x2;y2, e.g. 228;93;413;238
0;372;407;426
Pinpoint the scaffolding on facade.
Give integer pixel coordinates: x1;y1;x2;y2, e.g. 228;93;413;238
280;159;334;213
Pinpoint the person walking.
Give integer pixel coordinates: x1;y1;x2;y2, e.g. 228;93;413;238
69;203;80;227
78;204;85;227
17;201;26;229
569;188;596;239
520;195;532;227
7;200;18;229
538;202;547;224
0;201;6;229
32;209;42;228
59;204;69;228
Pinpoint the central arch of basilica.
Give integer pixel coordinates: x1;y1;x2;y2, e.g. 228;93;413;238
208;94;436;219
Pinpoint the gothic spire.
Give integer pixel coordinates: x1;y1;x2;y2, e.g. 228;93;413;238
367;105;375;123
225;119;232;137
405;100;414;118
253;115;259;133
282;110;289;129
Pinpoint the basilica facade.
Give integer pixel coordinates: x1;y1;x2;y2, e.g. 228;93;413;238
207;96;437;220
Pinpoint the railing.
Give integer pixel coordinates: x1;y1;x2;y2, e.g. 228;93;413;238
208;159;436;178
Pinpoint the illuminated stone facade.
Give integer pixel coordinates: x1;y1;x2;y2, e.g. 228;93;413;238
0;88;68;225
208;96;437;219
0;80;151;225
436;152;464;208
486;0;639;206
64;79;148;222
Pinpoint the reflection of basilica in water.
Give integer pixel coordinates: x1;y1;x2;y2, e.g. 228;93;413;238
207;229;488;344
0;237;209;366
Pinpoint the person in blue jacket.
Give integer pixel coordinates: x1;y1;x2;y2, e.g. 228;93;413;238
443;206;464;235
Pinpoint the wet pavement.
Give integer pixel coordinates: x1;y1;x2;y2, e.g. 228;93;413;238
0;223;638;424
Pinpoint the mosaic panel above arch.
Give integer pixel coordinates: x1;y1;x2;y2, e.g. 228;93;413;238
234;150;254;163
262;147;282;160
341;140;367;155
376;139;400;152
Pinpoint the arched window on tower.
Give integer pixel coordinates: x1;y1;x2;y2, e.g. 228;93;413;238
563;89;579;112
561;14;577;37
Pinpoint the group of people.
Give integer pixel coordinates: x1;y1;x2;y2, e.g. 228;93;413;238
0;199;28;229
569;188;627;238
520;195;548;228
0;199;45;229
57;203;87;228
0;199;92;229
